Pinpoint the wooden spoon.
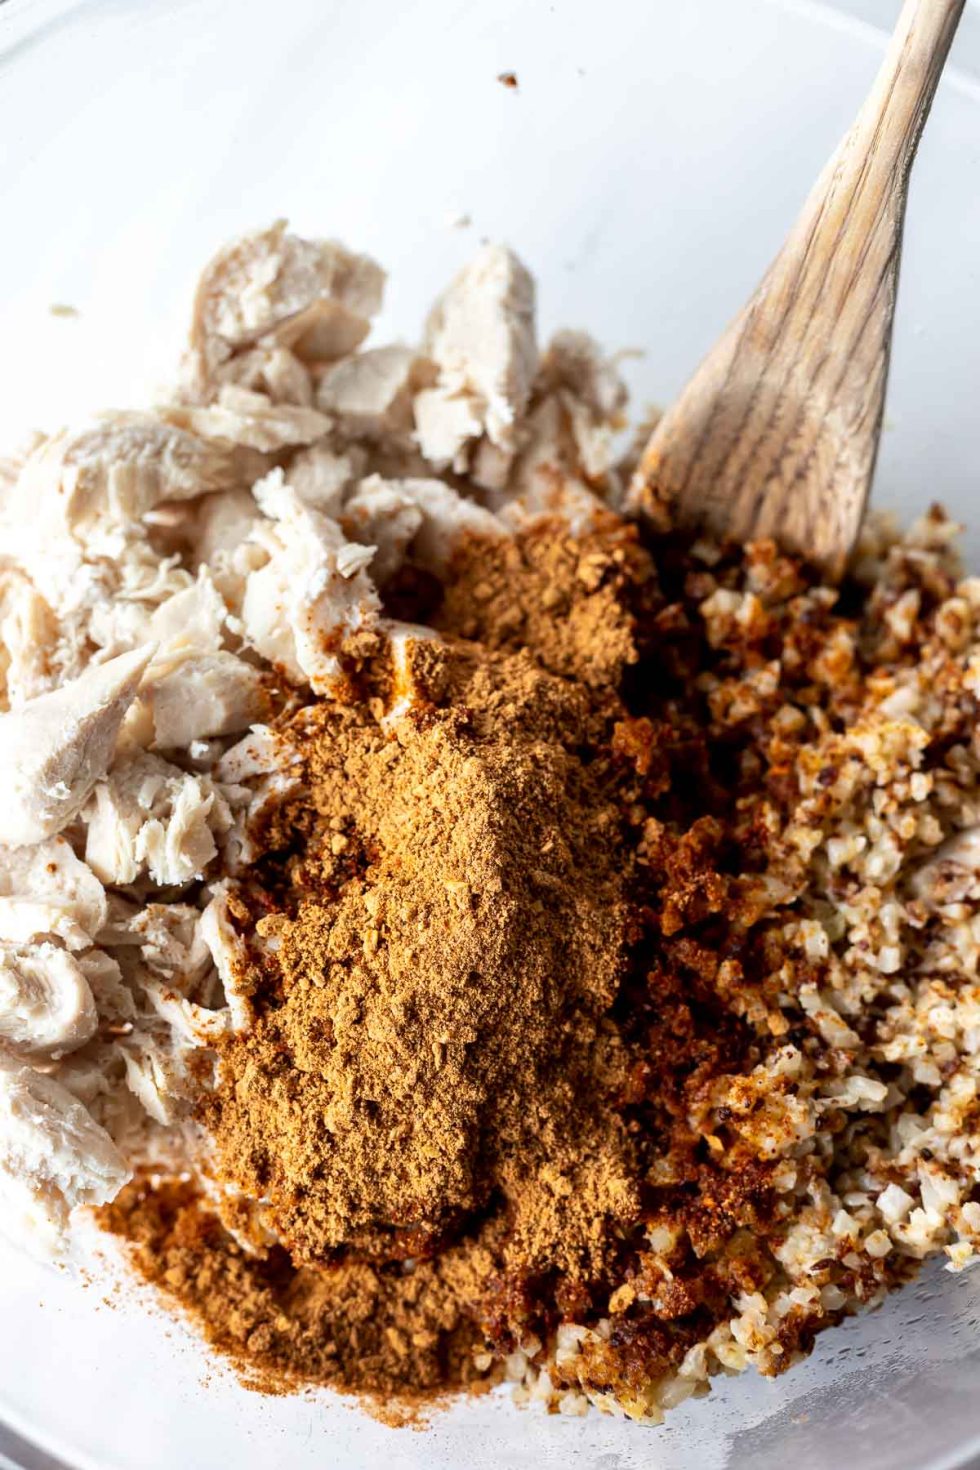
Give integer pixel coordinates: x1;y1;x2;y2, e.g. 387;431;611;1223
628;0;964;579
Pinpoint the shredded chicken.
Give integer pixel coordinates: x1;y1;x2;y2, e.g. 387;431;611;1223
0;839;107;952
317;344;433;443
0;1054;129;1253
84;752;231;888
0;570;62;709
0;944;98;1060
167;385;332;454
0;646;154;847
414;244;538;475
181;221;385;401
0;220;626;1257
240;471;380;694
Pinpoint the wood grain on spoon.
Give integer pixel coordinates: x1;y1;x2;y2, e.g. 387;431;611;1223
628;0;964;579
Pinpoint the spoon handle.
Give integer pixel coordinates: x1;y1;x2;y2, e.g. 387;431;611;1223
630;0;965;578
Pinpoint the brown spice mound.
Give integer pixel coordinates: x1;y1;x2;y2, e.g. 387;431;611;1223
204;638;638;1272
432;512;654;687
100;1178;496;1416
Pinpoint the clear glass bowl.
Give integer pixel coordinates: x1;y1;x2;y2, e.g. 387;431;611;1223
1;2;980;1467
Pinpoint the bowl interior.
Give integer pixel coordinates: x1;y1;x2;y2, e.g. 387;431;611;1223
1;1;980;1467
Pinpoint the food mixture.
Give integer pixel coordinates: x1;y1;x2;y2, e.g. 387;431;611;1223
2;223;980;1424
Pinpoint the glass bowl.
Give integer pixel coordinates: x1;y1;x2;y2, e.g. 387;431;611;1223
1;1;980;1467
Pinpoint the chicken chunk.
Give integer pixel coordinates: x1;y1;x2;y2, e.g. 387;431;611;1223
76;947;136;1020
414;245;538;471
0;569;62;709
140;976;233;1048
497;395;608;533
215;726;302;871
122;575;264;749
127;903;214;989
5;414;243;548
341;476;425;583
199;887;253;1031
381;622;441;726
0;839;107;951
0;943;98;1060
146;653;270;749
214;344;315;406
182;221;385;400
147;572;228;669
539;330;629;421
350;476;506;575
189;489;262;570
240;471;380;694
413;390;483;471
215;724;286;783
54;540;195;666
317;345;432;442
84;751;230;888
0;1054;129;1256
0;645;153;847
536;329;629;483
52;1034;153;1159
286;443;363;517
168;385;331;454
